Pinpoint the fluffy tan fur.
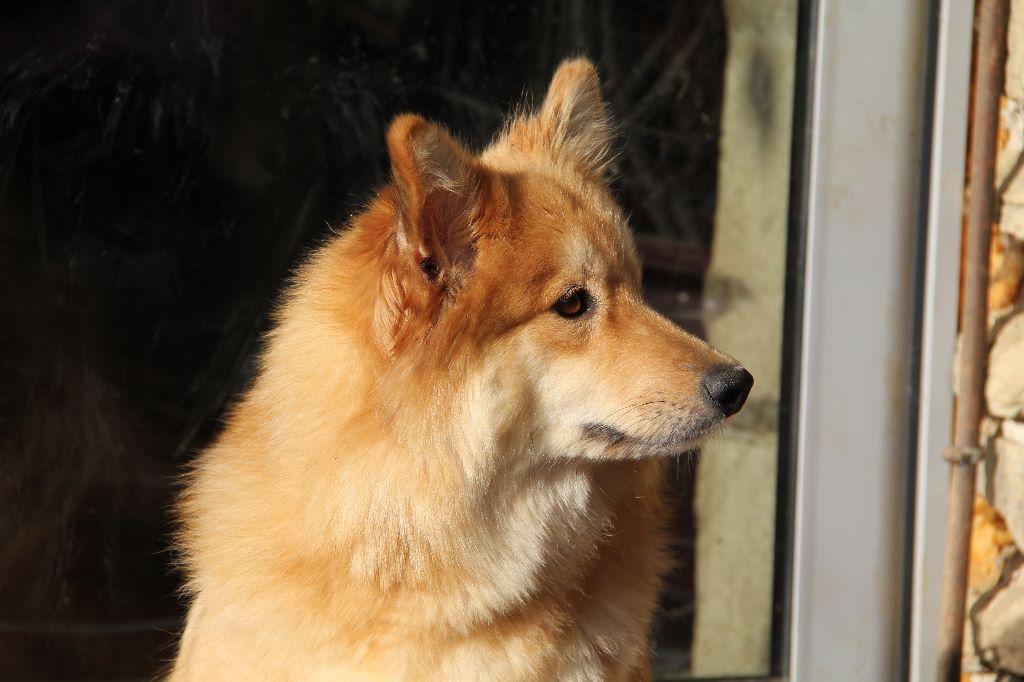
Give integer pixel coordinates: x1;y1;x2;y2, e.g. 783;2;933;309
171;58;746;681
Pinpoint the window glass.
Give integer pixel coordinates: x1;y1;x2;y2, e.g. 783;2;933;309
0;1;798;677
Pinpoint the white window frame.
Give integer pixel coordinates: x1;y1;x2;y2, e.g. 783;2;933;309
786;1;970;681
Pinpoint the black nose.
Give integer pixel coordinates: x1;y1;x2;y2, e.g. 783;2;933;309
703;366;753;417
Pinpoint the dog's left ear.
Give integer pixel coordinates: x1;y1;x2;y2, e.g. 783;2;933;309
538;58;613;177
387;114;483;289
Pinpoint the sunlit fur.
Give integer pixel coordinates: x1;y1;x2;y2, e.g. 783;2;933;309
171;58;742;681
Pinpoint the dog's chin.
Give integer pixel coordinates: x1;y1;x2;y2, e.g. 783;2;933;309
579;417;726;459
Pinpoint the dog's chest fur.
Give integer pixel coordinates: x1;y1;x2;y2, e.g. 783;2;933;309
175;449;667;681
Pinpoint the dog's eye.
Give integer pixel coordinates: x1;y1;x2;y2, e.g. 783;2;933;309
553;288;590;318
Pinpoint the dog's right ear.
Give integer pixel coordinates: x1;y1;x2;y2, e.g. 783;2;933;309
538;58;612;177
386;115;483;290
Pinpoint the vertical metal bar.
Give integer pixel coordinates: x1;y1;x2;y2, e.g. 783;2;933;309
906;0;973;678
790;1;930;678
936;2;1008;680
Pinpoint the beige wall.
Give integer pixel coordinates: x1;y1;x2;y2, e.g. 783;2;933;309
690;0;797;675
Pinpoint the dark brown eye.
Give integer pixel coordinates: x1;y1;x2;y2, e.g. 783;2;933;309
553;288;590;318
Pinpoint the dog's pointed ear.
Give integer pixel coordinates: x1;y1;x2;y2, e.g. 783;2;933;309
387;114;482;288
538;58;612;176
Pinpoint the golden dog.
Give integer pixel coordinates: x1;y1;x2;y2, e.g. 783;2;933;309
171;58;752;681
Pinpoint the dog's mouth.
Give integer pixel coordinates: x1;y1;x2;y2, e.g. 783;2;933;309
581;416;723;457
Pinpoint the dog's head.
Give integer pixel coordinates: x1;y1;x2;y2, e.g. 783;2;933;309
371;58;751;464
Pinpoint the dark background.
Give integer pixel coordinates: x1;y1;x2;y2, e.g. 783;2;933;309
0;0;725;677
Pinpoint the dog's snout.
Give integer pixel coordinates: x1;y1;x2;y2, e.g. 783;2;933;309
703;366;753;417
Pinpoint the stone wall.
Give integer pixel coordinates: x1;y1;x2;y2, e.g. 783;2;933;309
966;0;1024;675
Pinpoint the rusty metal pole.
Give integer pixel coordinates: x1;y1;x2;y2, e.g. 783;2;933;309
936;1;1008;681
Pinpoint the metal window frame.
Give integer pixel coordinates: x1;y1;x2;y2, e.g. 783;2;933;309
906;1;973;680
784;1;970;681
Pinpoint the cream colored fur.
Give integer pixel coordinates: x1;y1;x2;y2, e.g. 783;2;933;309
170;58;744;682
